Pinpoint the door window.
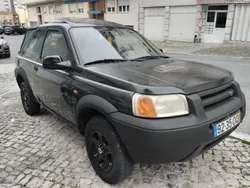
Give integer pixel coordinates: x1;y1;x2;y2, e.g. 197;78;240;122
216;12;227;28
42;30;70;61
207;12;215;23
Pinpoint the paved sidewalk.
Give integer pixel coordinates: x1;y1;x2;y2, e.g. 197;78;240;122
0;61;250;188
153;41;250;58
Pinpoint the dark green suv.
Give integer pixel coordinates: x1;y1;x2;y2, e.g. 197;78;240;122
14;18;246;184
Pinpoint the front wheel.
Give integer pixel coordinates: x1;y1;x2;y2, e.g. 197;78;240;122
85;115;134;184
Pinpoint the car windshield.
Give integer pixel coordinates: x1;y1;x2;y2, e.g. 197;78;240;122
70;27;165;64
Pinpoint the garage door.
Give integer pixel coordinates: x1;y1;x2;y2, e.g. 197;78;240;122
231;5;250;42
169;6;197;42
144;7;165;41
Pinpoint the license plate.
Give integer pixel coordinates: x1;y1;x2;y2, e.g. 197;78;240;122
213;112;241;137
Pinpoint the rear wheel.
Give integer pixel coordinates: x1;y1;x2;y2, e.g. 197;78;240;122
85;115;134;184
20;82;40;116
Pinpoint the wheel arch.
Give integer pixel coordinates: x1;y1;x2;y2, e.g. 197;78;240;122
15;67;30;88
76;95;118;135
15;67;38;102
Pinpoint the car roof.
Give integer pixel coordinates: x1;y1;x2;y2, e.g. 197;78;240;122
36;17;126;29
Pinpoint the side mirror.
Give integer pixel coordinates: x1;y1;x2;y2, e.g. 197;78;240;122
159;49;164;53
42;55;71;70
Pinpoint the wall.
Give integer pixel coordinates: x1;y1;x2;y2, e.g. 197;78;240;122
27;6;38;22
0;11;13;24
224;4;234;42
16;7;27;26
141;0;197;7
104;0;139;30
0;0;6;11
60;3;89;18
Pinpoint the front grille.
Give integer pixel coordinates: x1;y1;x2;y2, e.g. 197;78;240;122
198;82;235;110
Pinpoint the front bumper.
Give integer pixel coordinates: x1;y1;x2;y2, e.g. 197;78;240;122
109;81;246;164
0;46;10;56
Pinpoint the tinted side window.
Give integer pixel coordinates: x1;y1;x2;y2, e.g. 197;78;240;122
22;30;43;60
42;30;69;61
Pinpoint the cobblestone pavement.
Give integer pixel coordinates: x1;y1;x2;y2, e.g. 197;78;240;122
154;41;250;58
0;95;250;188
0;36;250;188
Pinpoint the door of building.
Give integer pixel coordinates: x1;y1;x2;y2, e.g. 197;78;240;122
204;5;228;43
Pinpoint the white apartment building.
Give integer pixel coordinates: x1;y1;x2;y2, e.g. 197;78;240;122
0;0;19;11
20;0;105;27
104;0;250;43
105;0;139;31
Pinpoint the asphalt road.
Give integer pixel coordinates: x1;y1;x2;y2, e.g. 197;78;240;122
0;35;249;135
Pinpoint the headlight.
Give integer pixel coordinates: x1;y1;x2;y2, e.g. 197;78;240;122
132;93;189;118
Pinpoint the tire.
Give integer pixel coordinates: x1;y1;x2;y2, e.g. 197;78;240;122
20;82;40;116
85;115;134;184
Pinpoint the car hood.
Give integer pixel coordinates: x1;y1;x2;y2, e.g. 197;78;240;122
0;39;6;46
84;58;233;95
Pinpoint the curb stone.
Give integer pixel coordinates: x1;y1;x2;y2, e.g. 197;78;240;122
230;132;250;144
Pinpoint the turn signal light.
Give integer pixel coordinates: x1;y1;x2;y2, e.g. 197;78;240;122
136;96;157;117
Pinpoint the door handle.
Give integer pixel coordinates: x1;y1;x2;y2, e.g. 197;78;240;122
34;66;38;71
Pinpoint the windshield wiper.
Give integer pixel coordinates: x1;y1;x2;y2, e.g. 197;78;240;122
132;55;169;61
84;59;127;66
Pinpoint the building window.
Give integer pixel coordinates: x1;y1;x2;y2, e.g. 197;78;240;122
208;5;228;11
118;0;129;12
42;6;47;14
78;8;84;13
49;6;54;14
69;4;77;14
77;3;84;13
55;5;61;14
107;0;115;12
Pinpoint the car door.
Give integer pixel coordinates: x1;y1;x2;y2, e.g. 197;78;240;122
36;28;75;123
18;28;45;97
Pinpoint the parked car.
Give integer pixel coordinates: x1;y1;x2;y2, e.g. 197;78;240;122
4;25;26;35
0;36;10;58
0;26;4;34
15;18;246;185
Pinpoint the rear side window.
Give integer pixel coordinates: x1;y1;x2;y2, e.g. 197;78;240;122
22;30;43;61
20;29;37;52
